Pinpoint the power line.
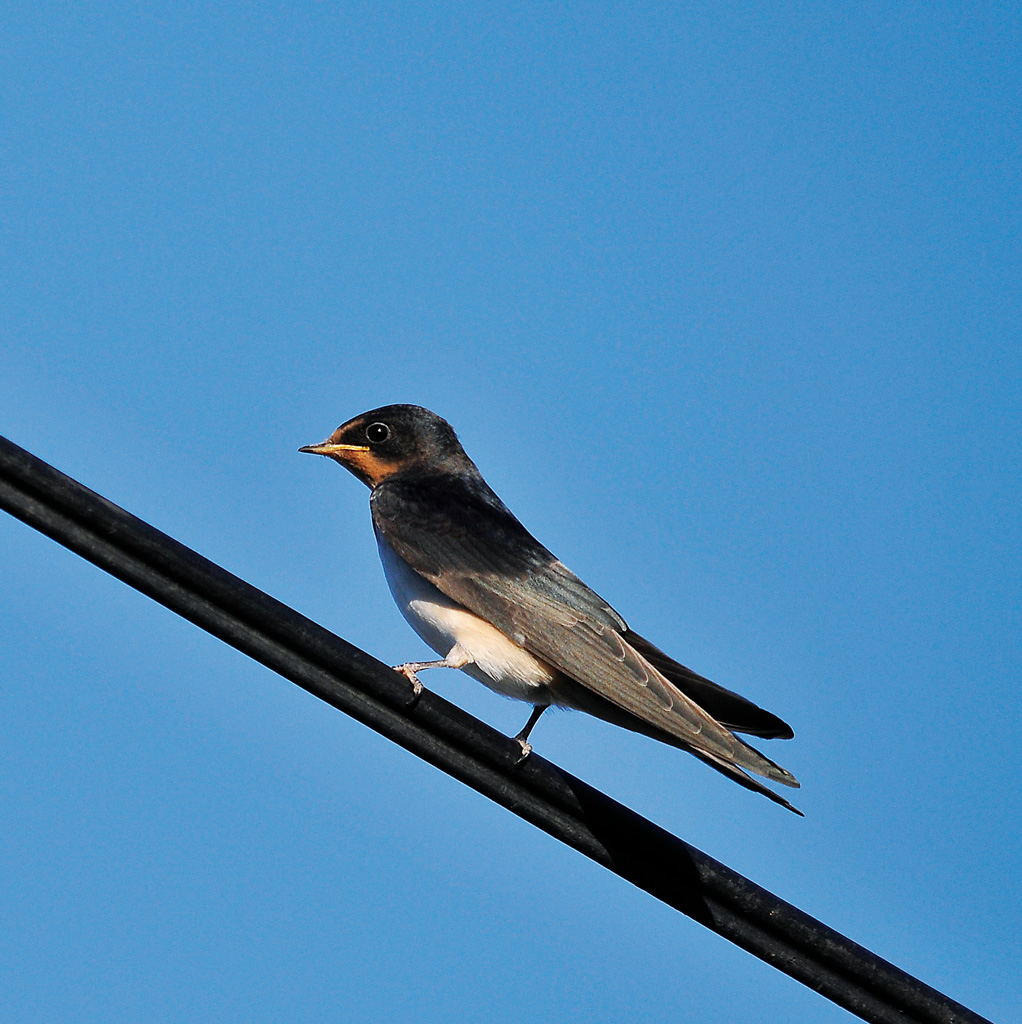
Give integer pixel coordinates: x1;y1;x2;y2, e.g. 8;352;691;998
0;434;991;1024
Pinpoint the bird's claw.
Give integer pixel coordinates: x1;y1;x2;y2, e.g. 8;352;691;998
514;737;533;767
392;664;424;708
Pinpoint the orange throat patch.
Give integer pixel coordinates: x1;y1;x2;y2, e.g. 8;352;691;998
330;447;401;487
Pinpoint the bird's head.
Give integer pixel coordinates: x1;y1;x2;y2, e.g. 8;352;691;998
300;404;473;487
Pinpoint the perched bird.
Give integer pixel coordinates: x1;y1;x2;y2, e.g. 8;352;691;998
301;405;801;813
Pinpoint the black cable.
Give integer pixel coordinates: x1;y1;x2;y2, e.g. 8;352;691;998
0;434;991;1024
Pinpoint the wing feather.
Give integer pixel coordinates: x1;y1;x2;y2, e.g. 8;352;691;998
372;475;798;794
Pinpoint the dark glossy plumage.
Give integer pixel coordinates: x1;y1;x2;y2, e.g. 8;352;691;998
304;404;801;813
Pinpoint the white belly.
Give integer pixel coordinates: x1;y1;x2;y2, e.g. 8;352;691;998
376;532;557;703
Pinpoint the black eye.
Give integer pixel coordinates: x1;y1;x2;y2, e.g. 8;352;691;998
365;422;391;444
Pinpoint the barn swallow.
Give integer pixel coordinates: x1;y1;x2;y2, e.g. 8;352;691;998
301;405;801;813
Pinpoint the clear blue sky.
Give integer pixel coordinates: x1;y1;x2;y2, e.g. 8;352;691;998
1;4;1018;1022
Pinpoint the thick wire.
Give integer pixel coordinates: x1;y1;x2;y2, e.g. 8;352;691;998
0;435;991;1024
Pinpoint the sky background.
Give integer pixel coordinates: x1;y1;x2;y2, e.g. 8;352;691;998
1;3;1019;1022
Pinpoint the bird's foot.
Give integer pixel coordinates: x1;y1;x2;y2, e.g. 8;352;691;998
392;664;424;708
511;704;547;766
513;736;533;767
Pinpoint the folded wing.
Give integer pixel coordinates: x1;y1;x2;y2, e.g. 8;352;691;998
372;474;799;810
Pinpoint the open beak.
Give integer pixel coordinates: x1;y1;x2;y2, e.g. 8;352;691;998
299;441;371;456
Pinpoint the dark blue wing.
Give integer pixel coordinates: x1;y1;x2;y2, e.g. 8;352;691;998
371;473;798;793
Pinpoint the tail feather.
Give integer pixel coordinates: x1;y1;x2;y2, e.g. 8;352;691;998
627;642;801;792
623;629;795;740
691;750;804;816
550;660;802;813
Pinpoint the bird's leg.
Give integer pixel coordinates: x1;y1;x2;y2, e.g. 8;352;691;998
513;704;550;765
393;644;472;708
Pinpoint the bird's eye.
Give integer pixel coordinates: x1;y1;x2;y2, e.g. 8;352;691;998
365;422;391;444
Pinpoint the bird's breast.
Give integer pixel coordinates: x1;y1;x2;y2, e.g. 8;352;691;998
375;531;558;702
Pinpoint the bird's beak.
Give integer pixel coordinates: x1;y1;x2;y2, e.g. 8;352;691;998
299;441;371;456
